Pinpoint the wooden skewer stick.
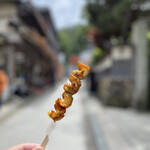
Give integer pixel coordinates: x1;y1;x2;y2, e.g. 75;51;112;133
41;122;56;148
41;135;49;148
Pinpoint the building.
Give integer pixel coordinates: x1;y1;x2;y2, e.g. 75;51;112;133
94;44;134;107
93;18;149;110
0;0;62;100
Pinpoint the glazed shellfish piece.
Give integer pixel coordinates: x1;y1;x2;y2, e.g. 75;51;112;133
48;61;90;122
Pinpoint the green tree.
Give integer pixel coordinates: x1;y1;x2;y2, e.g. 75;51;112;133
58;25;89;59
83;0;149;42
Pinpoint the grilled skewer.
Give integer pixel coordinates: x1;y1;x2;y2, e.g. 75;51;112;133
48;61;90;122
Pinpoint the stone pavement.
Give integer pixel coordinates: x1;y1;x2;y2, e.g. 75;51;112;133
1;79;150;150
86;94;150;150
0;79;93;150
0;96;25;122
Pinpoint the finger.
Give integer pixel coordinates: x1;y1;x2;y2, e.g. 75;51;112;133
32;146;44;150
8;143;38;150
22;143;39;150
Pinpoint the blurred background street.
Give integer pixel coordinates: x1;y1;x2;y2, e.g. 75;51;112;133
0;0;150;150
0;80;92;150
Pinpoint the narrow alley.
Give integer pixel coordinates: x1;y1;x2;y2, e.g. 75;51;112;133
1;78;150;150
0;79;97;150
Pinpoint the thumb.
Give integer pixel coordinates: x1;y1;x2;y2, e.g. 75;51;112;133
32;145;44;150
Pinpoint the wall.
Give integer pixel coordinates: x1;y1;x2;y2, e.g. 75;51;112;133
132;18;149;110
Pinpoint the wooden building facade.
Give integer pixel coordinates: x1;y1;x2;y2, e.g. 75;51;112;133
0;0;62;99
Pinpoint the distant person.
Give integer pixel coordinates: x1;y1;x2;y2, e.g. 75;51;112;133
90;69;96;95
0;68;8;108
8;143;44;150
49;66;55;87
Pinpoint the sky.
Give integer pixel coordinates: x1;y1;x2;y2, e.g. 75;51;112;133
31;0;86;30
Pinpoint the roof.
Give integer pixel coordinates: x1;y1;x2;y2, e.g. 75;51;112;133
0;0;20;4
18;2;46;36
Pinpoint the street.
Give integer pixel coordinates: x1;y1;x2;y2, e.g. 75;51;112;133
1;79;150;150
0;0;149;150
0;79;97;150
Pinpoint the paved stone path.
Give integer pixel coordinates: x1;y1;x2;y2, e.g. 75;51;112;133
88;95;150;150
1;79;150;150
0;80;88;150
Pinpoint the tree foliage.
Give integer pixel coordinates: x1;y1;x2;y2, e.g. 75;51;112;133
58;25;89;58
83;0;149;41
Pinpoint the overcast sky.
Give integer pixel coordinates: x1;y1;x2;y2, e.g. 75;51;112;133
31;0;86;30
